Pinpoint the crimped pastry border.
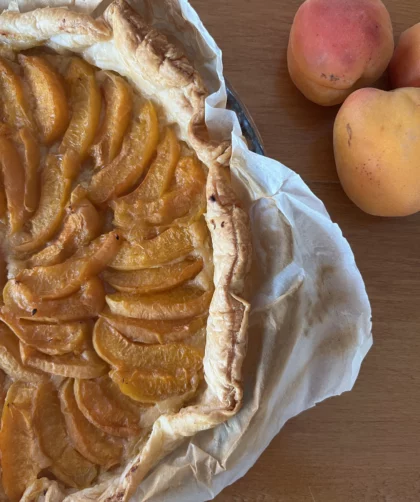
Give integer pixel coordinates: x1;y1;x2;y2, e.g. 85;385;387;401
0;1;251;500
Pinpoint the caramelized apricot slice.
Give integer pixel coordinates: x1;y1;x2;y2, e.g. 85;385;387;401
0;369;7;413
33;382;97;489
19;55;69;145
0;57;34;130
15;128;41;214
110;226;195;271
0;248;6;301
0;125;41;216
16;231;120;300
27;198;101;267
103;257;203;294
106;286;212;321
0;382;49;501
124;183;205;229
132;128;180;200
100;308;207;344
93;318;203;373
114;155;204;230
110;368;201;404
90;72;132;168
13;153;72;254
3;277;105;322
88;101;159;204
74;376;146;438
0;323;44;382
0;134;25;233
59;379;123;468
113;128;180;223
0;181;6;219
0;311;90;356
60;57;101;162
20;342;107;379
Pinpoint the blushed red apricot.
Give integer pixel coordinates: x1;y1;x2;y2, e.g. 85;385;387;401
287;0;394;106
389;23;420;89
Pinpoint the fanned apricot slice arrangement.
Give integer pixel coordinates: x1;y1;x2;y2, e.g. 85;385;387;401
0;52;212;499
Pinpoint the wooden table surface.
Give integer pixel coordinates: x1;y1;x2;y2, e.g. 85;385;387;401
190;1;420;501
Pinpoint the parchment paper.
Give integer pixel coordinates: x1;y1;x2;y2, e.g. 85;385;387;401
4;0;373;500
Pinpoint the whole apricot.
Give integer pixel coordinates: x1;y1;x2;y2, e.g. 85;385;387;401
389;23;420;89
333;87;420;217
287;0;394;106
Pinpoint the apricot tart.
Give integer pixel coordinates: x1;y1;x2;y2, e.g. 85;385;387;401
0;1;251;500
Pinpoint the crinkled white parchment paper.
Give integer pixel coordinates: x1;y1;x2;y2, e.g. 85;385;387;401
7;0;372;499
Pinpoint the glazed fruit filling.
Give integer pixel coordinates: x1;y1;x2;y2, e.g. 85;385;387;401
0;52;213;498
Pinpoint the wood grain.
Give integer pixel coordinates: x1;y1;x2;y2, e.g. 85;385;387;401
189;0;420;500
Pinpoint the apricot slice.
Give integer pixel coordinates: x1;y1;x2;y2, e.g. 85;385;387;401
27;198;101;267
0;182;6;219
110;226;195;271
74;376;146;438
0;323;44;382
103;257;203;294
0;134;25;233
105;286;212;321
60;57;101;162
88;101;159;204
20;342;107;379
0;369;7;409
19;54;69;145
174;154;206;185
0;56;34;130
100;308;207;344
93;318;203;373
3;277;105;322
131;127;180;200
0;125;40;217
16;231;120;300
125;182;206;229
0;130;11;221
0;382;49;501
59;379;123;468
0;311;89;356
110;368;201;404
33;382;97;489
113;128;180;226
15;128;41;214
90;72;132;168
13;153;72;254
0;248;6;300
116;156;206;230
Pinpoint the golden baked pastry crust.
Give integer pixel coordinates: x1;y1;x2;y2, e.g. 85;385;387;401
0;0;251;500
